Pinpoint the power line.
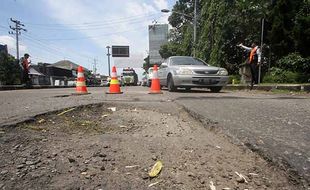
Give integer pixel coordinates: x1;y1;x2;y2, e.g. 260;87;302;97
34;25;147;41
0;24;9;30
23;12;161;27
22;35;68;60
22;33;101;69
2;23;92;67
28;16;159;32
28;33;99;62
0;23;67;61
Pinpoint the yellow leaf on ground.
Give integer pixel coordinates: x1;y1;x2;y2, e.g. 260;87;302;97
149;161;163;177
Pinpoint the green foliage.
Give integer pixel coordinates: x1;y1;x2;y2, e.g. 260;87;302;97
276;53;310;73
268;0;308;59
0;53;21;85
263;67;309;83
159;43;177;59
229;75;241;84
142;55;150;71
292;1;310;56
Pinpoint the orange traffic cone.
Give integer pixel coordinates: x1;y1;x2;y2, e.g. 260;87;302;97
74;66;89;95
149;65;163;94
106;66;123;94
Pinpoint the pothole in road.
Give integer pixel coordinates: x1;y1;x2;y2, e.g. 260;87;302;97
53;95;71;98
0;103;301;190
21;104;156;135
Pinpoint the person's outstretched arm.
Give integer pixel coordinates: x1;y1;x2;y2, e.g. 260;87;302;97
238;43;251;52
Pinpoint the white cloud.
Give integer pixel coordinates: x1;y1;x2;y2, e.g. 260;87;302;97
153;0;168;10
110;35;130;45
0;35;27;57
125;1;157;16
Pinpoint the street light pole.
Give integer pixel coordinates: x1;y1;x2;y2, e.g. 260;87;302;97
106;46;111;76
161;0;198;57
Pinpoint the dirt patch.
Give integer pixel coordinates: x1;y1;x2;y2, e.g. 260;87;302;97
0;103;301;189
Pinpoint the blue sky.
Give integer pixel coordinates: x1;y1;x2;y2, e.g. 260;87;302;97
0;0;176;75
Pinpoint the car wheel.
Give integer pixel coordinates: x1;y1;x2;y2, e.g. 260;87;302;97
167;75;177;92
185;87;191;92
210;86;222;93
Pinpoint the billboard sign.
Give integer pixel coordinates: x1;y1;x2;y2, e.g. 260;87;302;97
112;46;129;57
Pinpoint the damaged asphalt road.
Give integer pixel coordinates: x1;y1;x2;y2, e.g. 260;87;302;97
172;92;310;187
0;86;309;189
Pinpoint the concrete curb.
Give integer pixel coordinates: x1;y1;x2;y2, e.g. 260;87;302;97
224;84;310;92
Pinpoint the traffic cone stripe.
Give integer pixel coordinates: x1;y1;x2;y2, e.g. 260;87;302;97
76;81;86;86
77;72;84;78
111;72;117;78
152;70;158;78
110;79;119;85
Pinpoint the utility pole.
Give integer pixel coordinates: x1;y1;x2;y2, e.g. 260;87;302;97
106;46;111;76
8;18;26;60
259;18;264;84
93;58;97;75
193;0;197;57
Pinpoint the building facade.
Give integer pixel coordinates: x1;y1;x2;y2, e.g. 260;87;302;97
148;24;168;66
0;44;8;55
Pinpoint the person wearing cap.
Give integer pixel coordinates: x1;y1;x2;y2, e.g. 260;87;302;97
20;53;31;86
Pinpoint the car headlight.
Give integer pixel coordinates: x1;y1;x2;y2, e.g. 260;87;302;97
218;68;228;76
175;68;193;75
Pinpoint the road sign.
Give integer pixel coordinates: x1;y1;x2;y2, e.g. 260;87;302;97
112;46;129;57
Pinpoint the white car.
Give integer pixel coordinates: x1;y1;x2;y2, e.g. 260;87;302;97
158;56;229;92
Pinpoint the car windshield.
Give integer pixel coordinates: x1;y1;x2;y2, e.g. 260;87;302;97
123;73;134;76
170;57;207;66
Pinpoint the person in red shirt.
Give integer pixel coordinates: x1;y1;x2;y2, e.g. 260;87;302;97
20;53;31;86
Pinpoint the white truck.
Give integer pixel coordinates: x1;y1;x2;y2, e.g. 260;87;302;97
122;68;138;86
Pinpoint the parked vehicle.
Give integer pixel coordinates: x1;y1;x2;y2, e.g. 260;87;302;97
101;80;109;87
121;68;138;86
158;56;229;92
141;73;148;86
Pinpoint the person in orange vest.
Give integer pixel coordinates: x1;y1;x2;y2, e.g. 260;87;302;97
20;53;31;87
238;42;261;89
